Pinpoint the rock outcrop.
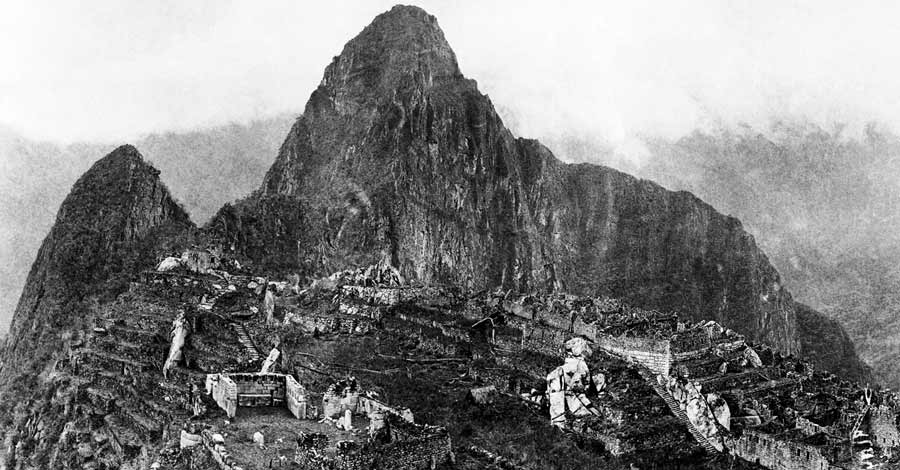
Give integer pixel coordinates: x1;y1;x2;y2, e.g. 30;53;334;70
209;5;807;362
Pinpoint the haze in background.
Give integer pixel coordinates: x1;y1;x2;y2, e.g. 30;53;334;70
4;1;900;145
3;2;900;385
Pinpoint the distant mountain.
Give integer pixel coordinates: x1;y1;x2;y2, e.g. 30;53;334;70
0;115;293;334
551;122;898;386
0;5;880;469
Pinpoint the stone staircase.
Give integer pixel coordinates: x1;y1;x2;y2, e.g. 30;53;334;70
232;322;263;362
638;368;720;454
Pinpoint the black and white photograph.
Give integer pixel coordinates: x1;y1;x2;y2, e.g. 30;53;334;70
2;1;900;468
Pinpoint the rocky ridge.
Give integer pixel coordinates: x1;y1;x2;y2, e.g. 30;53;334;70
0;145;193;439
0;4;876;469
207;5;864;379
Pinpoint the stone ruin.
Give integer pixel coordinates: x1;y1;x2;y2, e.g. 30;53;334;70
201;368;450;469
136;257;900;469
453;288;900;468
294;410;451;470
546;337;603;429
205;372;309;420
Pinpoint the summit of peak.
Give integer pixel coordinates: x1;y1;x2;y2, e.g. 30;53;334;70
95;144;145;168
319;4;461;95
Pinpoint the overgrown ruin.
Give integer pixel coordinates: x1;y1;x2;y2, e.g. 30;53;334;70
3;5;886;470
119;250;900;468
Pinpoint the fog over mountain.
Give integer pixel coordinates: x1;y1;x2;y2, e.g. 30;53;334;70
0;115;294;333
4;0;900;384
536;119;900;388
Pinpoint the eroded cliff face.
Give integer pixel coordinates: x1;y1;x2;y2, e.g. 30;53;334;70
208;5;810;360
1;145;192;418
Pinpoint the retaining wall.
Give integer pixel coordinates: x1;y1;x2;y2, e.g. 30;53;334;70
870;405;900;449
208;374;237;419
594;335;672;376
728;431;835;470
207;373;308;419
286;375;309;419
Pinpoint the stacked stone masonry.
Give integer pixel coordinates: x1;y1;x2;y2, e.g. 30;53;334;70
729;431;836;470
206;373;307;419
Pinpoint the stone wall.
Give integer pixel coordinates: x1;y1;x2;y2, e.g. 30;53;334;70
340;285;460;308
200;430;244;470
295;416;451;470
340;286;401;306
208;374;237;419
358;396;413;423
870;405;900;450
207;373;309;418
521;325;568;358
796;416;829;437
368;430;452;469
230;373;286;407
290;313;375;336
594;335;672;376
286;375;309;419
729;431;835;470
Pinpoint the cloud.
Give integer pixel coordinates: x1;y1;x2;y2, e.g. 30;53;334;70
2;1;900;147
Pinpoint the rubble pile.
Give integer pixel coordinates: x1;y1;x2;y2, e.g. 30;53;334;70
317;262;405;289
546;337;601;428
658;375;726;451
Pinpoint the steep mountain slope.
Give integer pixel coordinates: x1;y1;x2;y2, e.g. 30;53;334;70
0;5;879;469
616;125;893;385
0;145;193;425
0;116;292;335
207;5;865;379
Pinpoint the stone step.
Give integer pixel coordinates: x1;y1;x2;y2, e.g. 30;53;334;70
638;368;720;454
231;323;263;361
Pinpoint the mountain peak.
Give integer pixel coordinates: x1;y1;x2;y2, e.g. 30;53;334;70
317;4;460;101
95;143;144;166
2;143;191;396
374;4;441;30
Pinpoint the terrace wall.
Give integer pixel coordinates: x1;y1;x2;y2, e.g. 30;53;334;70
208;374;237;419
286;375;309;419
207;373;309;418
296;419;450;470
230;373;286;407
291;313;375;336
521;325;568;357
870;405;900;449
594;335;672;376
368;431;453;469
796;416;829;437
729;431;835;470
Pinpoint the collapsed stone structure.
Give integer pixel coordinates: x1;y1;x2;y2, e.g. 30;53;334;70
185;261;900;469
22;250;891;470
519;299;900;469
546;337;601;428
294;414;452;470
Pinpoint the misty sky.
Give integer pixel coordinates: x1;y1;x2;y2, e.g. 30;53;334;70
3;0;900;156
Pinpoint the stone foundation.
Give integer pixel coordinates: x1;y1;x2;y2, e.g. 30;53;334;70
728;431;837;470
206;373;307;419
